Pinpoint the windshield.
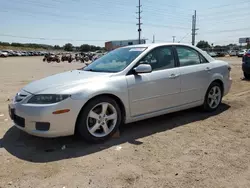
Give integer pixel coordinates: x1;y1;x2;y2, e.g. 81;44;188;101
83;47;146;73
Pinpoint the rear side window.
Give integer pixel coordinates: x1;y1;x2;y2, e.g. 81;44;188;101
176;46;208;67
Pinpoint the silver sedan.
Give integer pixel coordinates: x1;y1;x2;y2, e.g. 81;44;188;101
9;43;232;143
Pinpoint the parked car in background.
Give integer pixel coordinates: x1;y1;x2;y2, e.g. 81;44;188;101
9;43;232;143
15;51;22;56
216;52;226;57
208;52;217;57
0;51;8;57
2;50;14;56
242;50;250;79
229;50;237;56
238;49;247;57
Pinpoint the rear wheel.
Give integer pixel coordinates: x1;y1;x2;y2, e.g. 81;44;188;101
244;72;250;80
76;96;122;143
202;82;222;112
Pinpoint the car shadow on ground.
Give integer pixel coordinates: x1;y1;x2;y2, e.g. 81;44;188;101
1;103;230;163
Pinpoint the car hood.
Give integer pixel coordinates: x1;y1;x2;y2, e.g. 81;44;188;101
22;70;113;94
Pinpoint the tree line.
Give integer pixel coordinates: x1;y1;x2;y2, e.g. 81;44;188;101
196;40;250;52
0;41;104;52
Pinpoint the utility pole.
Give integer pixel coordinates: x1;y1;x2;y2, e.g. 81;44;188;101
172;36;176;43
136;0;142;44
153;35;155;43
191;10;198;46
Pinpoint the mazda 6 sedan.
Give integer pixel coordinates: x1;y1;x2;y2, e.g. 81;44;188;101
9;43;232;143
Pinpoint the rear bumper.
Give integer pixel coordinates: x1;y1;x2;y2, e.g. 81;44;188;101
242;63;250;74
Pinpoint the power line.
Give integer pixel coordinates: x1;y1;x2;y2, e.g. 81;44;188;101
0;34;110;42
178;33;190;43
203;27;250;34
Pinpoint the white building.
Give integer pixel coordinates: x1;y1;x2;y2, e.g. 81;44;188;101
105;39;146;51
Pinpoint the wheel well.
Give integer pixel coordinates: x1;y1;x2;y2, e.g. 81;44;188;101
75;94;126;133
212;79;224;95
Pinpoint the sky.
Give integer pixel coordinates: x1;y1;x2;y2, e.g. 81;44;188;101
1;0;250;47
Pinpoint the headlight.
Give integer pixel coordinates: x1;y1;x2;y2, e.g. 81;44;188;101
27;94;70;104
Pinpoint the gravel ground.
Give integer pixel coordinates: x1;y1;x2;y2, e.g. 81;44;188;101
0;56;250;188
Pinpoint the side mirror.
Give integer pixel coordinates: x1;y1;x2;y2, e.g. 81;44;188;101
133;64;152;74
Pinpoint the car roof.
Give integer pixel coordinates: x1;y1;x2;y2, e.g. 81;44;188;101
122;43;195;49
123;42;215;62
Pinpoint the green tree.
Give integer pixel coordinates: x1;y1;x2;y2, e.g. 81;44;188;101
54;45;61;50
247;43;250;49
0;42;10;46
196;40;211;49
79;44;90;52
64;43;73;51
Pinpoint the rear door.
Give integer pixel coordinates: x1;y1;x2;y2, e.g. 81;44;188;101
174;45;211;105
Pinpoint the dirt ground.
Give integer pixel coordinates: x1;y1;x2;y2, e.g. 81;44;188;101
0;56;250;188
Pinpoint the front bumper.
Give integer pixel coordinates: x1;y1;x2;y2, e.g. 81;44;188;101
8;97;85;138
242;62;250;74
223;77;232;96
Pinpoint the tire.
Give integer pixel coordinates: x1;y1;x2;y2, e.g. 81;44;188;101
202;82;222;112
244;72;250;80
56;59;60;63
76;96;122;143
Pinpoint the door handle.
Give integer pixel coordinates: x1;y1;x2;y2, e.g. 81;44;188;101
169;74;179;79
205;67;211;71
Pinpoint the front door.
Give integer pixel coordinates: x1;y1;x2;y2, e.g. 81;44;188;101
126;46;181;117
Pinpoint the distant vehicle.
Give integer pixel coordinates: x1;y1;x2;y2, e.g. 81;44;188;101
15;51;22;56
216;52;226;57
242;50;250;79
61;54;74;63
0;51;8;57
238;49;247;57
27;52;33;56
229;50;237;56
21;52;27;56
9;43;232;143
43;54;60;63
208;52;217;57
2;50;15;56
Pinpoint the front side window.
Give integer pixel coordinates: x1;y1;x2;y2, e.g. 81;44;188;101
176;46;201;67
140;46;175;71
83;47;146;73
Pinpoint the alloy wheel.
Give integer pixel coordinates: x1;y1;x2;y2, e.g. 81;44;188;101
207;86;221;109
86;102;117;138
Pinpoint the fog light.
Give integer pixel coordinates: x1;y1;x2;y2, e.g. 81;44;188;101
36;122;50;131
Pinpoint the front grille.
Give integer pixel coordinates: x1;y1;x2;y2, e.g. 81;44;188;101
14;114;25;127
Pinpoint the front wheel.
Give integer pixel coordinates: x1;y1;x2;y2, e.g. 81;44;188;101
76;97;122;143
202;82;222;112
244;72;250;80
